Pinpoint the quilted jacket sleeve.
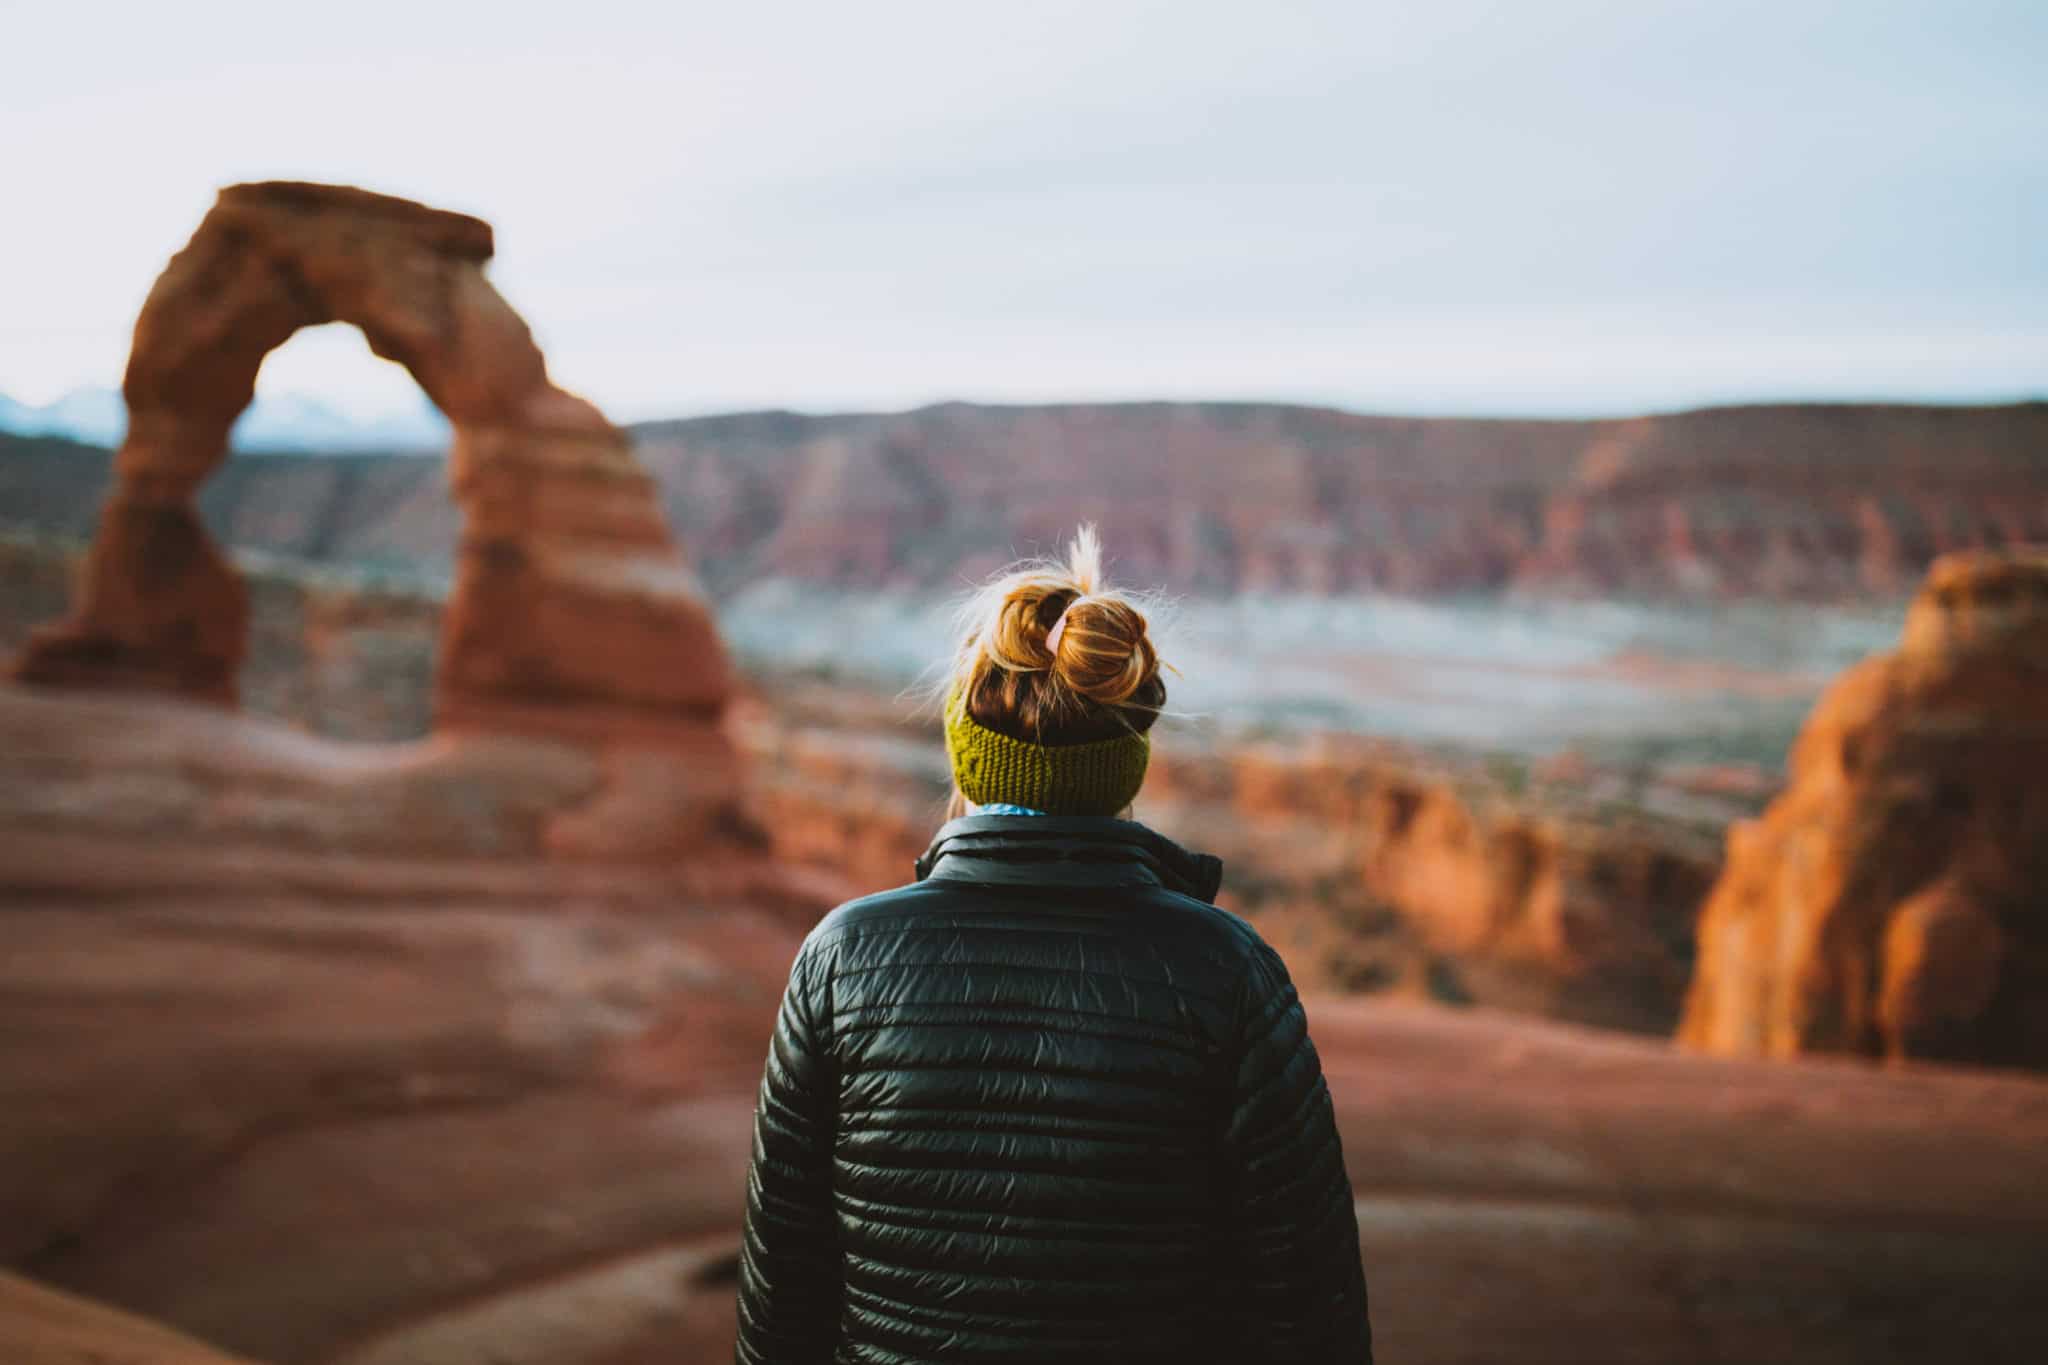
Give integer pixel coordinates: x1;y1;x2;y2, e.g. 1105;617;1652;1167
734;938;840;1365
1220;938;1374;1362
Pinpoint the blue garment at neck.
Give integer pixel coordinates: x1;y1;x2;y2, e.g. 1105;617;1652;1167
973;802;1047;816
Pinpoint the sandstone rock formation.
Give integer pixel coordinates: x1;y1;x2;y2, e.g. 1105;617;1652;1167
1146;740;1718;1033
3;647;2047;1363
3;680;2044;1365
0;1272;261;1365
3;531;444;746
1681;548;2048;1069
0;680;810;1364
10;182;728;748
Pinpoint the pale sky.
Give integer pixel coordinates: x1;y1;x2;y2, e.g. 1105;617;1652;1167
4;0;2043;421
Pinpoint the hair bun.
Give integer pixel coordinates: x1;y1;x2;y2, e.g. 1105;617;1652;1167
945;524;1168;749
1048;596;1157;707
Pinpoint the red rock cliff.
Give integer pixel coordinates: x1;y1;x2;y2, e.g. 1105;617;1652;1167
9;399;2044;604
1681;548;2048;1069
738;678;1719;1035
638;400;2048;598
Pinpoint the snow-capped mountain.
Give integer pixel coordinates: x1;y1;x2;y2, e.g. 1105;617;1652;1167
229;391;450;451
8;388;129;447
0;386;449;452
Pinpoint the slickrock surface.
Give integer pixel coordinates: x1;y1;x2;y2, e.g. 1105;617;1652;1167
0;683;790;879
1311;996;2048;1365
1683;549;2048;1069
5;800;2045;1360
9;182;729;751
324;1000;2048;1365
0;1272;261;1365
0;687;811;1364
2;683;2044;1363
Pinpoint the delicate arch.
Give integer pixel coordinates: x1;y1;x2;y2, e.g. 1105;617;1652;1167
13;181;728;738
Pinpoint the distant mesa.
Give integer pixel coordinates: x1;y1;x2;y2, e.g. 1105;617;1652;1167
1681;546;2048;1071
634;399;2048;601
7;395;2047;606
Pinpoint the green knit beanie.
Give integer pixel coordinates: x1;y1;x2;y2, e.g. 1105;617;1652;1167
945;686;1151;816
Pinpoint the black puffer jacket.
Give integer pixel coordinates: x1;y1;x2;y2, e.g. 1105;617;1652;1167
735;815;1373;1364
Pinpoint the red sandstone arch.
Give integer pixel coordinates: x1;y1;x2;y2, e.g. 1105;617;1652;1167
12;181;729;739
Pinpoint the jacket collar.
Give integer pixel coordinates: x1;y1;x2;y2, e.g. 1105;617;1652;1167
914;815;1224;903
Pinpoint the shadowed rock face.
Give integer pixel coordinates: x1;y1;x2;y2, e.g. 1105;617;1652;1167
1144;742;1719;1033
1682;549;2048;1070
0;1272;260;1365
9;181;729;744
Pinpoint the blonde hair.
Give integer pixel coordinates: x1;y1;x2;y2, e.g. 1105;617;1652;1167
939;525;1169;816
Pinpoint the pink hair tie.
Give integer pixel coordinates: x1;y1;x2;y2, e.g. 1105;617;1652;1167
1045;601;1078;655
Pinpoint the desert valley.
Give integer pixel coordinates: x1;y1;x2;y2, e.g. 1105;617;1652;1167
1;182;2045;1364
